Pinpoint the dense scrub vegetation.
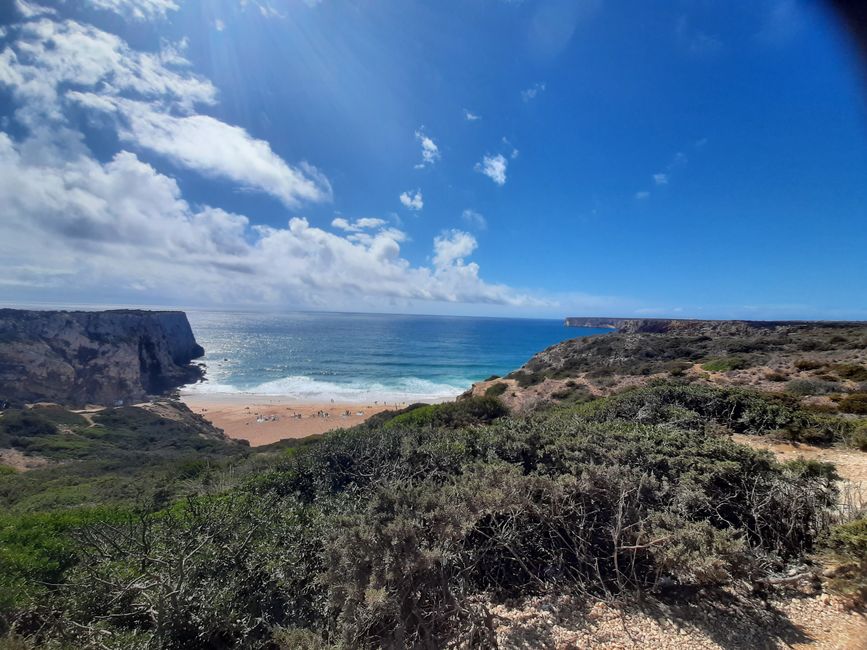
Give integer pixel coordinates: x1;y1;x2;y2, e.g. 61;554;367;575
0;403;245;512
507;323;867;387
1;387;855;649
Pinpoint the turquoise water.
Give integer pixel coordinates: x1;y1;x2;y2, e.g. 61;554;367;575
184;311;607;401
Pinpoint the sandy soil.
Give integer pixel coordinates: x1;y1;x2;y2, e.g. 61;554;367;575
493;589;867;650
180;394;412;446
0;447;51;471
733;434;867;506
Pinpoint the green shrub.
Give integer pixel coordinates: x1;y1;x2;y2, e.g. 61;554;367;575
484;382;508;398
832;364;867;382
0;411;57;439
701;357;748;372
839;393;867;415
785;379;839;397
845;421;867;451
823;518;867;604
2;381;850;648
794;359;825;371
383;396;507;430
508;370;545;388
0;508;127;629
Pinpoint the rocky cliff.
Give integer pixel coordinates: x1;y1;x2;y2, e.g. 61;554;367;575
0;309;205;406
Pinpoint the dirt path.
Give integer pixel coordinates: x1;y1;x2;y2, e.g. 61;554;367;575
732;434;867;506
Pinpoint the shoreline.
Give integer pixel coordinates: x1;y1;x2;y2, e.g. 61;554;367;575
181;392;453;447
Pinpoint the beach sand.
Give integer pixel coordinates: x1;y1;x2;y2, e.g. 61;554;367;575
181;394;414;446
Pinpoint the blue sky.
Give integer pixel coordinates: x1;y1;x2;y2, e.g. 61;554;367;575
0;0;865;319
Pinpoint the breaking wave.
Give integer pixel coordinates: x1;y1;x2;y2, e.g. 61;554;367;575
183;374;468;402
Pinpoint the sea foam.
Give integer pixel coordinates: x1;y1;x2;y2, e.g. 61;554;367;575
184;373;466;402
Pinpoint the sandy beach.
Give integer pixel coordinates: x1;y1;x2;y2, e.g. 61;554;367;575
181;393;417;446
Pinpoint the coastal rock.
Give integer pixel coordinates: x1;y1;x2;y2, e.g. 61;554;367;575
0;309;205;406
562;316;823;335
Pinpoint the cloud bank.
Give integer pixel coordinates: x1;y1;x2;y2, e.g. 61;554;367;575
0;4;538;311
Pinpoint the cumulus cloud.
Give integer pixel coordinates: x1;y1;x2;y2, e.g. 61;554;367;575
0;15;330;208
521;82;546;102
461;209;487;230
475;153;508;186
653;173;668;185
399;189;424;211
331;217;387;232
433;230;477;268
0;130;534;308
0;6;538;311
414;128;440;168
85;0;179;21
464;109;480;121
71;95;332;207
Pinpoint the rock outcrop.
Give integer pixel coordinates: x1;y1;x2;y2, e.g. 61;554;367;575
563;316;816;335
0;309;205;405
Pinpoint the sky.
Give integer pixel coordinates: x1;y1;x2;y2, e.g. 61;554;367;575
0;0;866;319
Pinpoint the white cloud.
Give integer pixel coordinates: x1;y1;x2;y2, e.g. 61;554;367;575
433;230;477;268
521;82;546;102
399;189;424;211
0;131;534;308
0;17;216;124
0;16;331;209
461;209;487;230
72;95;332;208
653;173;669;185
464;109;480;121
414;128;440;167
15;1;56;18
635;191;650;200
85;0;179;21
331;217;387;232
502;137;519;159
214;19;226;31
0;6;540;311
475;153;508;186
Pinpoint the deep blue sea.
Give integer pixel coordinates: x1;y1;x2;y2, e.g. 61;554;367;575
184;311;607;402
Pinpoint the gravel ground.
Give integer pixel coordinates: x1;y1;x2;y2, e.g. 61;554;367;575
491;586;867;649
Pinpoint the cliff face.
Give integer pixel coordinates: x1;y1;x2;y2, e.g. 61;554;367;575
0;309;205;406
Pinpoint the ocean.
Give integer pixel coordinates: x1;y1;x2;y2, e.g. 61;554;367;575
183;311;608;402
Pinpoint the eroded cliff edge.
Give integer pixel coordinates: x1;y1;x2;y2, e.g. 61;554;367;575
0;309;205;405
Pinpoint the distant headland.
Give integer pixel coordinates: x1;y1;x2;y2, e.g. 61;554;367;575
564;316;865;334
0;309;204;406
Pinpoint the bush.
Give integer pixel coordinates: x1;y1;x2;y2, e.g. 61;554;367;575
845;422;867;451
794;359;825;371
383;396;507;430
823;518;867;604
3;382;848;648
484;382;508;398
701;357;748;372
839;393;867;415
832;364;867;382
785;379;839;397
0;411;57;439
